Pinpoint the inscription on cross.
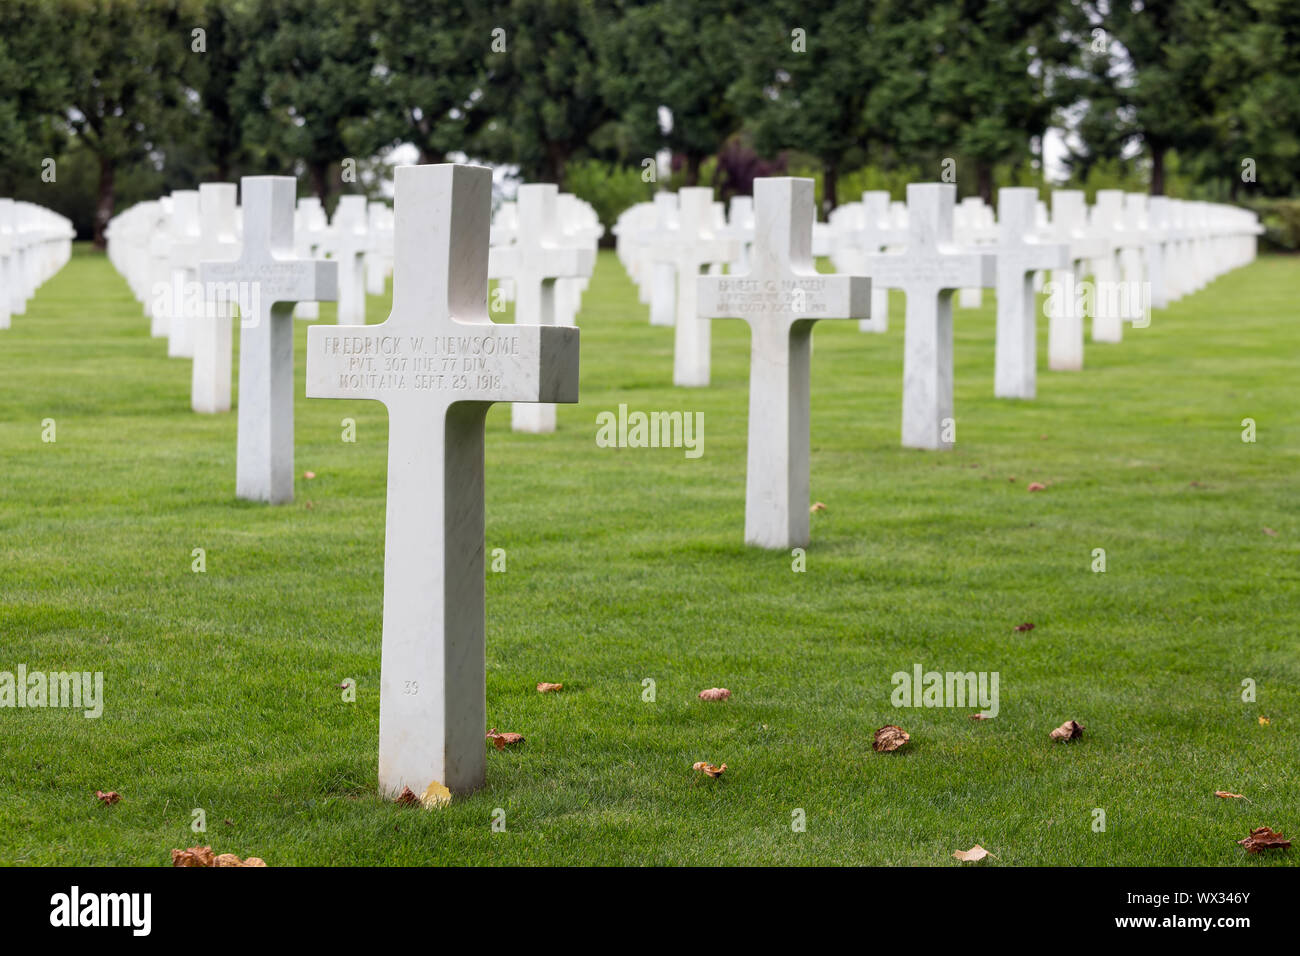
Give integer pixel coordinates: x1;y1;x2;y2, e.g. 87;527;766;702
306;164;580;799
699;177;870;549
858;183;995;450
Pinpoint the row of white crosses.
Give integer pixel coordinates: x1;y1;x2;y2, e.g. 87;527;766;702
486;184;595;431
615;180;1264;536
0;200;75;329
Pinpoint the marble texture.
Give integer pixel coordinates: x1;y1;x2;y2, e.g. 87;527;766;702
306;163;580;799
858;183;995;450
165;191;201;359
672;187;735;387
699;177;870;549
201;176;337;504
992;188;1070;400
486;182;592;434
192;183;240;414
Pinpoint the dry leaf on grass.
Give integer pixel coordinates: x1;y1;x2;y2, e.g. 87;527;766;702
1258;716;1271;726
969;713;993;721
303;471;316;480
536;682;563;693
693;761;727;778
1262;527;1278;536
1014;622;1035;632
94;790;120;806
171;846;266;867
171;846;215;867
810;502;827;513
421;781;452;808
1049;719;1085;742
952;845;995;863
873;725;910;752
395;786;421;806
1027;482;1046;492
698;687;731;702
1237;826;1290;854
486;728;524;749
1214;791;1248;800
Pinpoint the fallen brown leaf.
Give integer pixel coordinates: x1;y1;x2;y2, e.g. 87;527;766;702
873;725;910;752
953;845;995;862
94;790;120;806
1027;482;1046;492
1259;716;1271;726
395;786;420;806
1014;622;1035;632
536;682;563;693
171;846;216;867
1049;719;1085;742
693;761;727;778
214;853;267;867
810;501;827;513
1262;527;1278;536
698;687;731;702
1214;791;1248;800
1238;826;1290;854
969;713;993;721
486;728;525;749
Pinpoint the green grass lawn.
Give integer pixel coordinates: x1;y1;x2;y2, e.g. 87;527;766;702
1;243;1296;866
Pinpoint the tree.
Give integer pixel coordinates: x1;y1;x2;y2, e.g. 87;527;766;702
0;0;69;196
1076;0;1218;195
733;0;880;211
603;0;745;185
232;0;388;203
873;0;1086;203
363;0;495;165
478;0;619;188
52;0;197;247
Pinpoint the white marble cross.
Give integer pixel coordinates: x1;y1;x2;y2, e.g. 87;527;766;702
486;182;592;433
698;177;870;549
166;191;202;359
992;188;1069;400
0;199;12;330
858;183;995;450
1088;190;1139;343
192;183;240;414
329;195;370;325
306;163;580;799
856;190;897;332
293;197;329;320
365;200;394;296
644;192;680;327
673;187;735;386
148;197;174;337
1045;190;1109;371
200;176;337;503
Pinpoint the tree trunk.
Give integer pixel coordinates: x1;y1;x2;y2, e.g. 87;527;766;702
976;162;993;205
544;142;569;191
685;153;702;187
1149;145;1165;196
823;161;839;214
309;162;330;204
93;155;115;251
